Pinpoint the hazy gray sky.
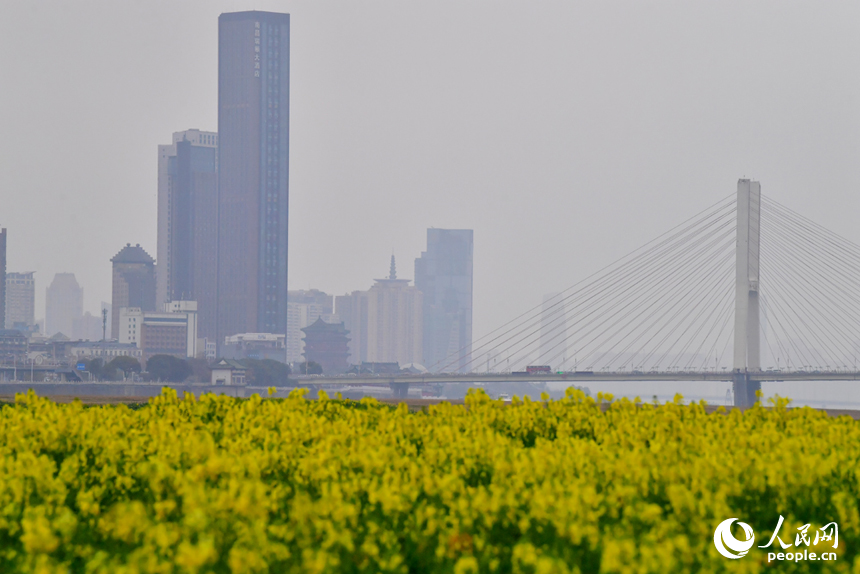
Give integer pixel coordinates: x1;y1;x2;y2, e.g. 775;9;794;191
1;1;858;340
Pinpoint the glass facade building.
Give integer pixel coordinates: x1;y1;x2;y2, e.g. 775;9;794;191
414;229;474;372
157;130;218;340
217;11;290;343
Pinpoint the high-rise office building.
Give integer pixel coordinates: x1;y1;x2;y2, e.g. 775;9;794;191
0;228;6;330
5;271;35;330
365;257;423;366
45;273;83;338
335;290;369;366
335;258;423;368
415;229;474;372
217;11;290;344
157;129;218;340
111;244;156;338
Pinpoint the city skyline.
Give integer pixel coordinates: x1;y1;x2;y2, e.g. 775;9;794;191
1;2;859;346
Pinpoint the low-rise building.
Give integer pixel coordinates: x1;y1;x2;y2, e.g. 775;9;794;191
210;359;246;386
67;341;142;362
222;333;286;362
118;301;198;363
27;336;77;366
0;329;28;363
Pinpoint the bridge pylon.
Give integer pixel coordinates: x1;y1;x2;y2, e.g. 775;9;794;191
732;179;762;407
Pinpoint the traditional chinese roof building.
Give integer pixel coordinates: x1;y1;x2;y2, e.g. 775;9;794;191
301;318;349;375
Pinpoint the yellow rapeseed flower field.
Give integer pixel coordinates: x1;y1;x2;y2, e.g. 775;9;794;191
0;388;857;573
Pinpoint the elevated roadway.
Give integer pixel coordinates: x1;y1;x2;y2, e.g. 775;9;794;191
294;370;860;387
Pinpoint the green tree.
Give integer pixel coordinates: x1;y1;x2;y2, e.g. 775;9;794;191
185;358;212;383
244;359;291;386
146;355;193;383
295;361;323;375
104;356;142;380
84;358;104;381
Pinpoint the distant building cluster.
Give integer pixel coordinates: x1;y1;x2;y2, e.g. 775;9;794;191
173;227;473;376
289;230;475;375
335;256;423;369
0;11;475;380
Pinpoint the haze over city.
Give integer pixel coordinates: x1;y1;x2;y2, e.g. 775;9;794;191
2;1;857;339
1;4;858;570
2;2;860;407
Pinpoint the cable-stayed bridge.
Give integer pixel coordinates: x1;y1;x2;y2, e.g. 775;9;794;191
300;179;860;407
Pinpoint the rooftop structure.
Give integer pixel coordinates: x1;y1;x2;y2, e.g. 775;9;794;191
222;332;286;363
111;243;156;338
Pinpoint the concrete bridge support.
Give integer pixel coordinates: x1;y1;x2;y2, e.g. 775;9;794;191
732;371;759;408
390;382;410;398
733;179;762;407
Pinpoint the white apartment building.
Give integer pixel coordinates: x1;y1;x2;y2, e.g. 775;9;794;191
119;301;198;361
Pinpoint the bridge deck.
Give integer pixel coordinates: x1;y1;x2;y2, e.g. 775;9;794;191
294;371;860;386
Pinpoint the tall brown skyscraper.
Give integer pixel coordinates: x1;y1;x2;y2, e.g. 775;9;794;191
217;11;290;345
111;244;156;337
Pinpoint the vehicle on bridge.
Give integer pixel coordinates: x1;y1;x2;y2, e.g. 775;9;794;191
526;365;552;375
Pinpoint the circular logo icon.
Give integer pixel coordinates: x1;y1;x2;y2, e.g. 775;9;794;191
714;518;755;559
